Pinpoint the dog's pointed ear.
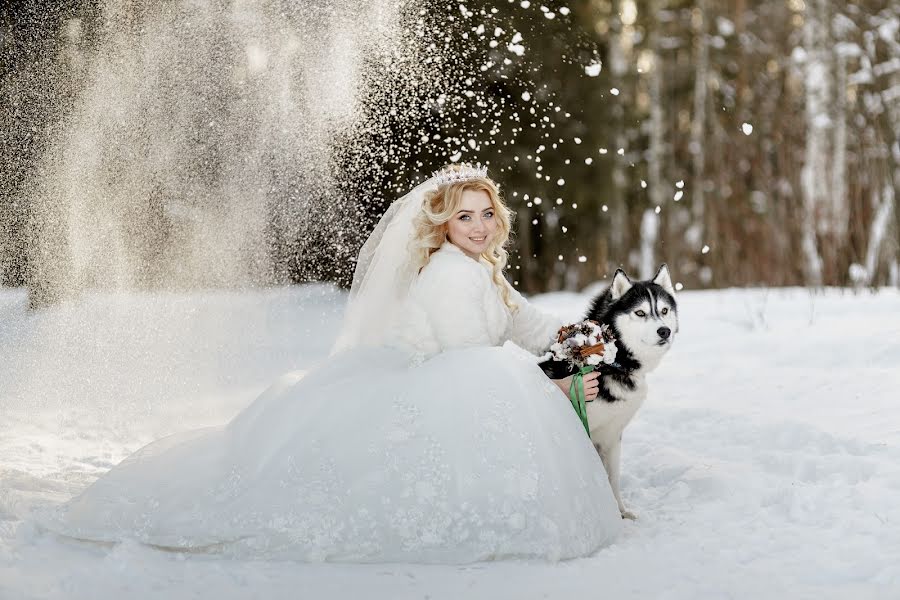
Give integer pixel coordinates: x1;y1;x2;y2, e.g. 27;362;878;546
653;264;675;296
610;269;633;301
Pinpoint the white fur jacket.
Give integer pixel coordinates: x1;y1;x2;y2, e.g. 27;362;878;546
386;241;564;358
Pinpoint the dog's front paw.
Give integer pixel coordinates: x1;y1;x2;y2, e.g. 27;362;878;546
620;509;637;521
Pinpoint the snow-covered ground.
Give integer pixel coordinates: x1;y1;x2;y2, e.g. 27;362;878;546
1;284;898;599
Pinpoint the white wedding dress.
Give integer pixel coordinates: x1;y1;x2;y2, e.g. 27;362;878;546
39;241;622;563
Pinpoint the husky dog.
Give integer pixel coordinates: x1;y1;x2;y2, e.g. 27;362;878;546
540;264;678;519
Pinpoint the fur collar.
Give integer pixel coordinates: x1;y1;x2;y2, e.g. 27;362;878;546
438;240;492;270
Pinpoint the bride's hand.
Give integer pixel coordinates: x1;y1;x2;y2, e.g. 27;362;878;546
553;371;600;401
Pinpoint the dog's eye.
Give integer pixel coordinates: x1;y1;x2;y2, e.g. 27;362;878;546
661;307;669;315
635;310;646;317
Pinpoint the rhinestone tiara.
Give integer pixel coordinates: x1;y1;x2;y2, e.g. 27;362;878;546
431;163;489;186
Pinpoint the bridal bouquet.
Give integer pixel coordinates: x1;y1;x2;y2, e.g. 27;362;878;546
548;320;618;370
548;320;618;435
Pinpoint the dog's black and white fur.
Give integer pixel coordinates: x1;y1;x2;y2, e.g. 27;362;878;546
540;264;678;519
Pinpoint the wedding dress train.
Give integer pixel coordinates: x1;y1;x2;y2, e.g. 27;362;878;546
39;241;623;563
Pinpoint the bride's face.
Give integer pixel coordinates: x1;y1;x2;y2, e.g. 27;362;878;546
446;189;498;260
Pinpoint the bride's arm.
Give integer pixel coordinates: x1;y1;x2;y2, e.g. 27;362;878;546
505;283;566;355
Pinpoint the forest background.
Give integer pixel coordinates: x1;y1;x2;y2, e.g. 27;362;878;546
1;0;898;299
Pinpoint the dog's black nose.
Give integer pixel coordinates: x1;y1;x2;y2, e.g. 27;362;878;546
657;326;671;339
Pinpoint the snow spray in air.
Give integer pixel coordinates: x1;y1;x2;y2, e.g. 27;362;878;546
26;0;396;302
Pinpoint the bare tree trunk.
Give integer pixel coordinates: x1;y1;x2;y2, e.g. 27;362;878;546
688;0;708;249
863;182;895;286
799;0;829;286
882;30;900;286
831;50;849;252
865;67;900;287
607;1;630;273
642;0;665;279
639;209;659;280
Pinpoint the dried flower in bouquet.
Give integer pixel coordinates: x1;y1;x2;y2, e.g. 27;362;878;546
548;320;618;370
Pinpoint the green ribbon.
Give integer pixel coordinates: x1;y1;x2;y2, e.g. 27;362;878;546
568;365;595;436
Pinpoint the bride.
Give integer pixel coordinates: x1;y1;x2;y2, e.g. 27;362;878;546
39;164;623;563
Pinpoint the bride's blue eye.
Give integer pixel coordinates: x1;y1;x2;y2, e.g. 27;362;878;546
484;211;494;218
459;215;471;221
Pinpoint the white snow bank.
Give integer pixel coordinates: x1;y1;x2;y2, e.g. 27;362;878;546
1;285;898;599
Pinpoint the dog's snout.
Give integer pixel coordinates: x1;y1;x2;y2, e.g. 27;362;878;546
657;326;671;339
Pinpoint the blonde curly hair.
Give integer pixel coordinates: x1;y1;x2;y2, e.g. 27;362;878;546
410;166;517;311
